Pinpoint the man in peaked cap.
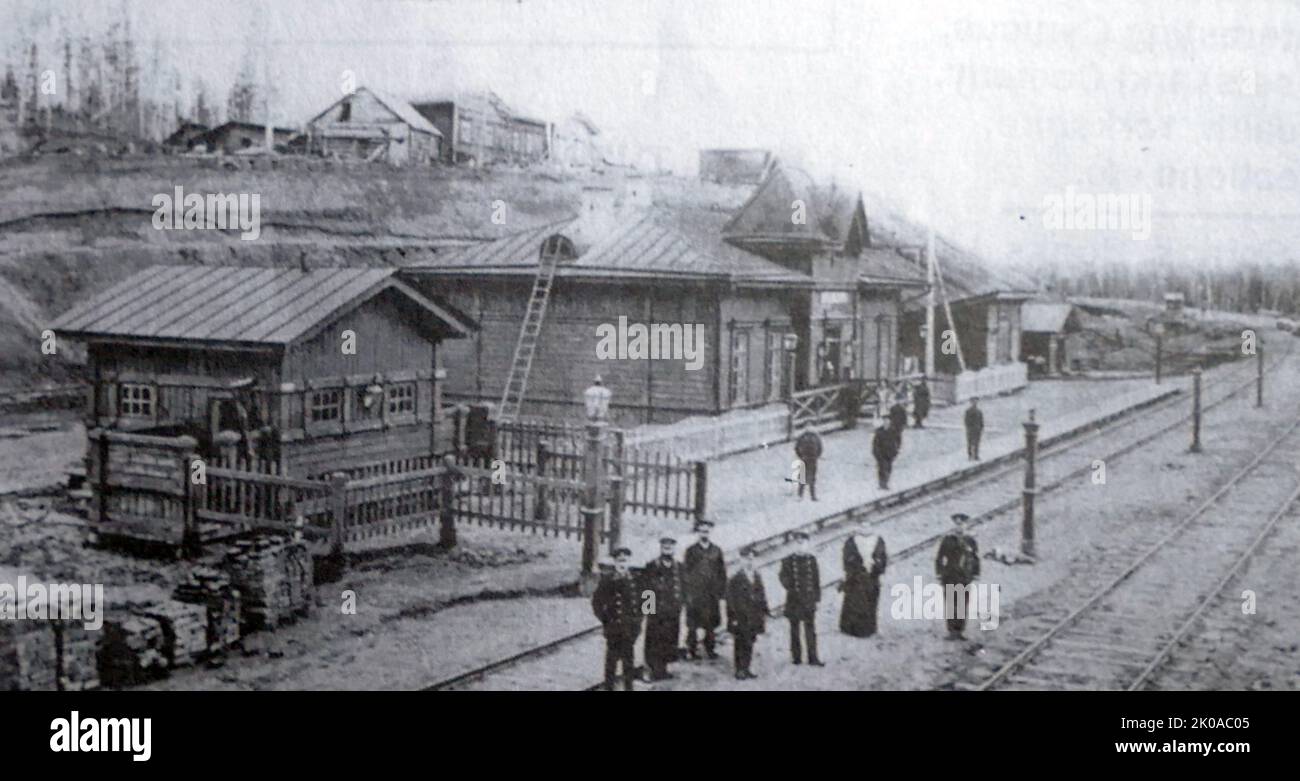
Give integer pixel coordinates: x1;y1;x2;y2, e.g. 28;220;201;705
935;513;981;639
640;536;684;681
683;520;727;660
726;546;768;680
592;546;642;690
778;530;824;666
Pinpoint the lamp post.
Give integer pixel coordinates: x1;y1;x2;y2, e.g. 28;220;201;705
580;376;611;595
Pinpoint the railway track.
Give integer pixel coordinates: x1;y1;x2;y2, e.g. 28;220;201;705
967;411;1300;691
426;351;1287;691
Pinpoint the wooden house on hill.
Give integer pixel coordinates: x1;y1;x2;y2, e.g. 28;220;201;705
306;87;442;166
52;265;475;491
410;90;549;166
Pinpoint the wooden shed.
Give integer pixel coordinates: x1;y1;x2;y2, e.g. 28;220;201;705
52;265;475;489
307;87;443;166
1021;302;1083;376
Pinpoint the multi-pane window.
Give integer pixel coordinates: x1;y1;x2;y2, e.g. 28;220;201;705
728;329;749;407
386;382;416;416
118;383;154;417
310;389;342;422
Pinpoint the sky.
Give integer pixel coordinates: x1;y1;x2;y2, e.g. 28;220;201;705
4;0;1300;272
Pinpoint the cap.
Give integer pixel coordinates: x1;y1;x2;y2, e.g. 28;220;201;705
694;520;714;532
951;512;970;523
659;536;677;545
613;547;632;558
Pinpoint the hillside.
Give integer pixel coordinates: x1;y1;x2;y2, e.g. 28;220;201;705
0;152;752;388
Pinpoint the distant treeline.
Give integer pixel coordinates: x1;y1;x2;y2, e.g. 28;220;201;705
1029;260;1300;316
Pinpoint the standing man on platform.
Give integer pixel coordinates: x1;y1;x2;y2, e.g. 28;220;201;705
913;378;931;428
683;520;727;661
964;397;985;460
872;418;899;491
779;531;824;666
794;427;823;501
641;537;684;681
726;547;768;680
935;513;981;639
888;391;909;452
592;547;642;690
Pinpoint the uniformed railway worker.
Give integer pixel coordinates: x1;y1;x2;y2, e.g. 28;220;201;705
888;392;909;451
935;512;981;638
778;530;824;666
794;427;823;501
641;536;684;681
964;397;984;460
726;547;768;679
591;547;642;690
912;378;931;428
683;520;727;660
872;418;899;490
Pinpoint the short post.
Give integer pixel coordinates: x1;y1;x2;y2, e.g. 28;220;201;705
1190;367;1203;453
438;454;457;549
1021;408;1038;559
693;461;708;522
534;439;550;521
1256;341;1264;408
180;444;199;556
1154;331;1163;385
328;471;349;561
607;475;624;557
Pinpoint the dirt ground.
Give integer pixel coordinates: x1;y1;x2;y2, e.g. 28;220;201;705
0;355;1281;690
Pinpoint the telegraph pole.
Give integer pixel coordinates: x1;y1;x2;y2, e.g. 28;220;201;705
1190;367;1202;453
1257;340;1264;408
925;228;936;379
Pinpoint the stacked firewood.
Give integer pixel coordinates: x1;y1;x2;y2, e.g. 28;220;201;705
55;622;101;691
173;567;242;652
0;620;58;691
223;535;313;632
137;601;209;668
98;615;168;687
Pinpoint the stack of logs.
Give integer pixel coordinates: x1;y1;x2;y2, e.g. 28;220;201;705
223;536;313;632
172;567;242;652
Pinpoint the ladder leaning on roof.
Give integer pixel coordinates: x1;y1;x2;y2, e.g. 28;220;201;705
498;237;567;421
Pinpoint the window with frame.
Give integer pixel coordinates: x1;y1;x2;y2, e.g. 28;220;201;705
386;382;416;416
119;383;154;417
728;329;750;407
310;389;342;422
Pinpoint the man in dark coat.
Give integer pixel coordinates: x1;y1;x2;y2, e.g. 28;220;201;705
872;419;900;490
591;547;643;690
726;547;768;679
888;391;909;451
935;513;981;638
912;379;931;428
778;531;824;665
794;427;823;501
964;397;984;460
640;537;684;681
683;520;727;660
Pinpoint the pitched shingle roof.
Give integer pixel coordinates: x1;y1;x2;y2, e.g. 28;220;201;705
404;210;813;287
52;266;472;345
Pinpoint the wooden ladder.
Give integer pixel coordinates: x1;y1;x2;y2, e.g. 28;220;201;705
499;250;562;421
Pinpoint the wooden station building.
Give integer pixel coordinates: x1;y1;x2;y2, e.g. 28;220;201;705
401;165;927;425
52;265;475;479
307;87;443;166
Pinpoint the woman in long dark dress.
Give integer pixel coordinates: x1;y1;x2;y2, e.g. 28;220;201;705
839;534;888;637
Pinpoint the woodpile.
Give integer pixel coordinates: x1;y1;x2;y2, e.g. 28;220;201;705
137;601;209;668
99;615;168;687
173;567;242;652
0;621;58;691
223;535;313;632
55;622;100;691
